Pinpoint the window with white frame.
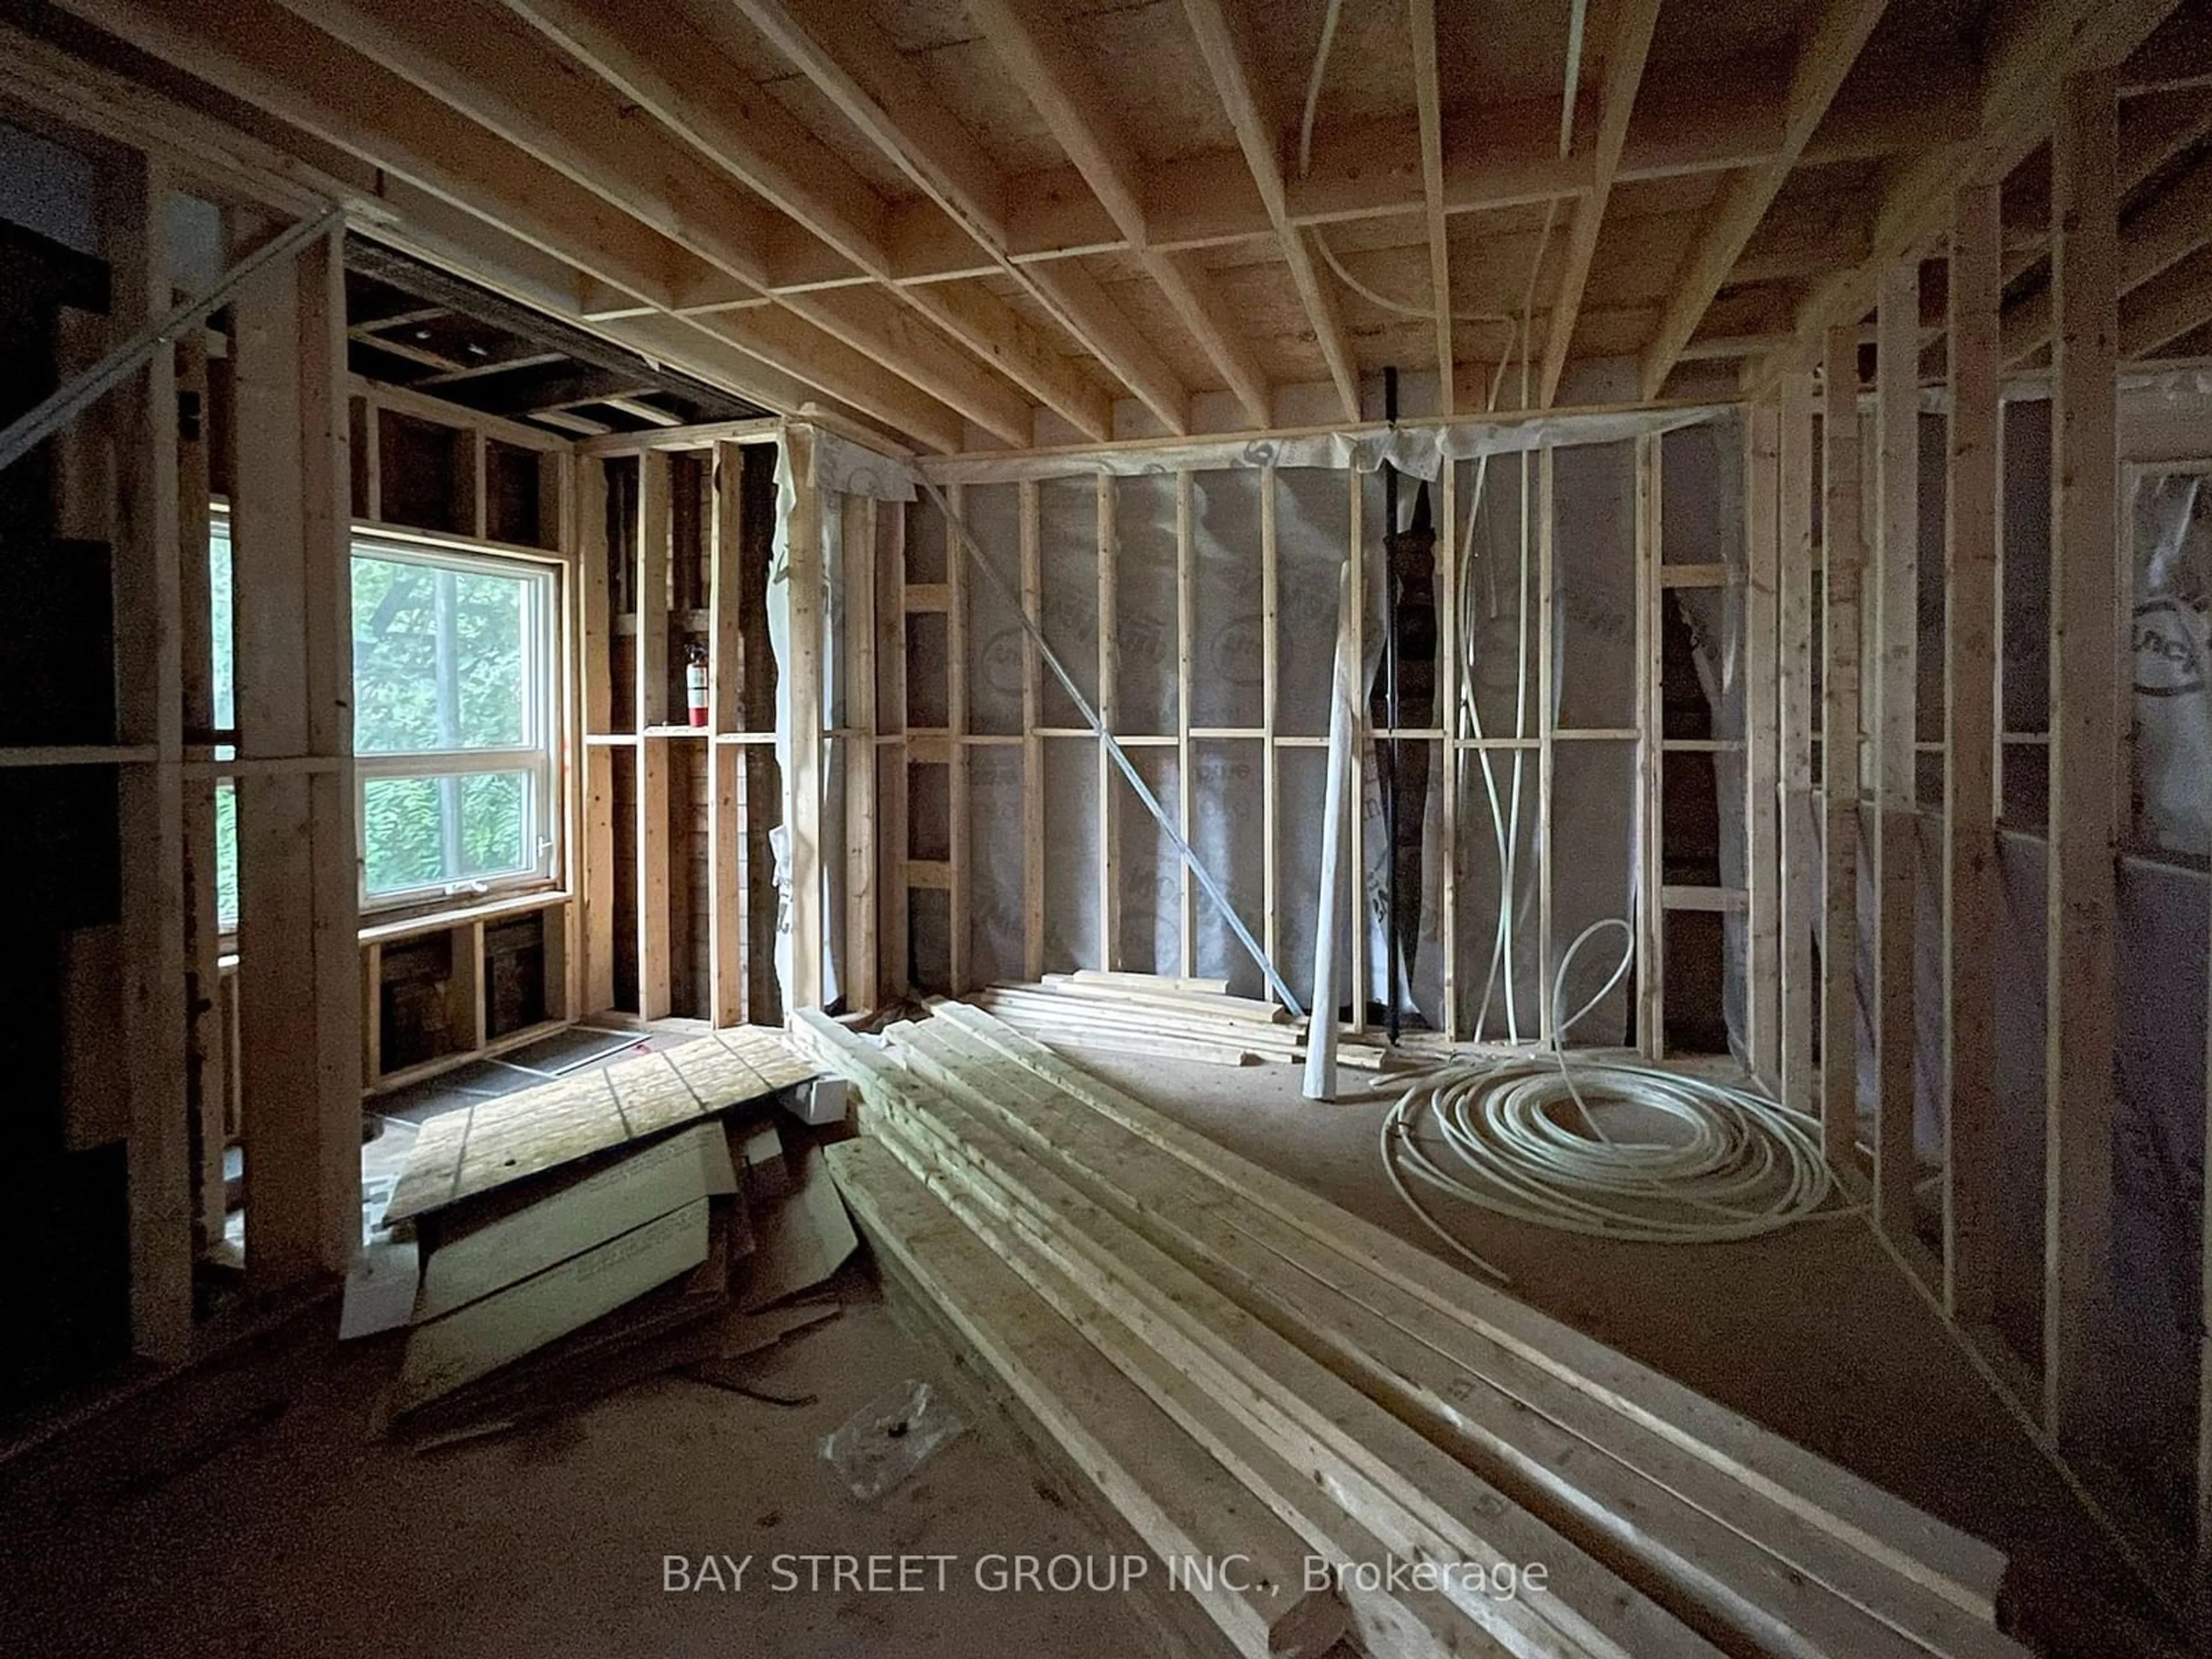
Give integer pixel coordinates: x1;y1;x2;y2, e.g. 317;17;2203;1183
211;520;560;925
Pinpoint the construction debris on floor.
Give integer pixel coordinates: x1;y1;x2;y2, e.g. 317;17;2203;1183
796;1002;2030;1659
344;1026;856;1446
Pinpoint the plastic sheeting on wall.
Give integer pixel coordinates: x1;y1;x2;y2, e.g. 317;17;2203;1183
2130;466;2212;856
896;402;1738;1048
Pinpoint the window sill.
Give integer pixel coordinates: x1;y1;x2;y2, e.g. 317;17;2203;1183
357;886;573;944
216;886;573;967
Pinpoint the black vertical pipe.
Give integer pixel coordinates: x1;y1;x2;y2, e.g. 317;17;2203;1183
1382;368;1402;1043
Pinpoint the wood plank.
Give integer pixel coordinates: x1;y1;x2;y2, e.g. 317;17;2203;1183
1819;326;1865;1172
843;494;881;1011
108;153;192;1359
233;218;361;1289
1636;435;1665;1055
634;453;673;1021
2043;68;2120;1448
1942;183;2002;1324
783;426;827;1010
1260;467;1281;988
879;494;911;998
707;443;746;1027
382;1023;815;1222
946;482;970;994
851;1048;1717;1659
1540;0;1664;405
1177;471;1198;976
1176;0;1359;419
412;1121;737;1322
1096;476;1120;969
1640;0;1891;395
900;1019;2028;1659
1777;365;1820;1113
1020;480;1044;982
828;1139;1352;1659
928;1003;2011;1620
577;457;617;1014
1745;402;1782;1084
1870;262;1919;1247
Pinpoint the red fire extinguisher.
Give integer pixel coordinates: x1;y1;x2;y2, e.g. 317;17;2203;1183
685;642;710;726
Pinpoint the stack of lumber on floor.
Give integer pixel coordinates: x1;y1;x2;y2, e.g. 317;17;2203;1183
377;1101;853;1446
796;1004;2029;1659
961;972;1432;1074
964;972;1305;1068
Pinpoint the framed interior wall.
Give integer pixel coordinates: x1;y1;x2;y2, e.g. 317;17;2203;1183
873;415;1752;1055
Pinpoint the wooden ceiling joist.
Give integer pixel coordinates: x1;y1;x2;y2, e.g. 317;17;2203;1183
1178;0;1361;421
2122;240;2212;355
1760;0;2188;390
267;0;1001;448
1407;0;1454;414
497;0;1059;446
1538;0;1664;407
50;0;955;446
2002;149;2212;363
1640;0;1893;398
963;0;1268;427
723;0;1173;437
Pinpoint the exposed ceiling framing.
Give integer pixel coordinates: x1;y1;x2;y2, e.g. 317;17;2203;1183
5;0;2210;453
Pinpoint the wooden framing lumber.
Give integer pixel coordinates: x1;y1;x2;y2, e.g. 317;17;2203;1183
108;151;192;1359
1635;435;1664;1055
1539;0;1664;406
1176;0;1360;420
577;457;618;1014
960;0;1270;429
1641;0;1891;396
2041;69;2120;1449
1869;261;1919;1245
828;1139;1351;1659
844;1047;1717;1659
924;1003;2010;1622
895;1017;2028;1659
843;493;881;1012
1744;400;1782;1084
1818;326;1865;1173
1777;365;1819;1113
783;425;828;1010
1941;184;2001;1325
707;442;748;1026
634;450;673;1020
1754;0;2184;393
230;218;362;1287
1406;0;1453;414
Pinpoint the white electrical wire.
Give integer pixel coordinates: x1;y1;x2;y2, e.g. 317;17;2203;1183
1382;921;1839;1282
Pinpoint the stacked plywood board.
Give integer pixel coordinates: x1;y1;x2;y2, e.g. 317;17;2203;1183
796;1005;2029;1659
383;1024;818;1223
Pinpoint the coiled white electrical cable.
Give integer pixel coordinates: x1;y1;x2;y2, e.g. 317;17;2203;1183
1382;921;1837;1282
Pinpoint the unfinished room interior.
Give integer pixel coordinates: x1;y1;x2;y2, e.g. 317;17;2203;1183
4;0;2212;1654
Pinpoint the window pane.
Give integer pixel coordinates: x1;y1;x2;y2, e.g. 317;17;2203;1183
352;552;531;755
362;769;533;896
215;779;237;931
210;524;234;733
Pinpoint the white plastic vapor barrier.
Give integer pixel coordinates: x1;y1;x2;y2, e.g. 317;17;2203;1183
892;404;1740;1043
